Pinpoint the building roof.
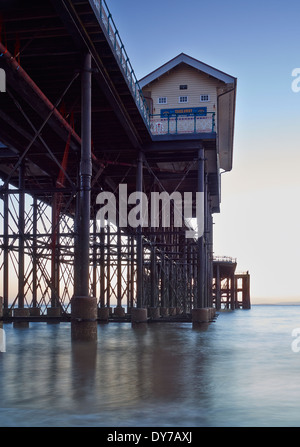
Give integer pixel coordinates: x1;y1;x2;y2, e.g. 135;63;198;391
139;53;236;88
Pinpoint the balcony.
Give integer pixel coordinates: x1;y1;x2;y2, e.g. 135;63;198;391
150;112;216;136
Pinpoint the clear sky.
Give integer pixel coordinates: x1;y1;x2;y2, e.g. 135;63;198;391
106;0;300;303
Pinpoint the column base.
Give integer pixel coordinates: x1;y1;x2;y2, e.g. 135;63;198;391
160;307;169;317
148;307;160;319
13;308;30;328
3;308;12;318
114;307;125;318
47;307;61;324
98;307;109;323
29;307;41;317
192;308;210;323
71;296;98;342
209;307;216;320
131;308;148;324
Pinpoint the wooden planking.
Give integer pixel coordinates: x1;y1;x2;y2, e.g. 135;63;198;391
142;64;222;118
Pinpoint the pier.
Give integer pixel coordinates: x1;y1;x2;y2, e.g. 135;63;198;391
212;257;251;310
0;0;248;340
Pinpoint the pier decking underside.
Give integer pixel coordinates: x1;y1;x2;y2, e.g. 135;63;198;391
0;0;246;325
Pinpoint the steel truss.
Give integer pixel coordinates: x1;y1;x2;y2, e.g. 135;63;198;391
0;151;214;319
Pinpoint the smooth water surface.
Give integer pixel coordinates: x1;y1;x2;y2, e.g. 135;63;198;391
1;305;300;427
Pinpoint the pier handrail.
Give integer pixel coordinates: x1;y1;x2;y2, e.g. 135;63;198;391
150;112;216;135
213;256;237;264
90;0;151;127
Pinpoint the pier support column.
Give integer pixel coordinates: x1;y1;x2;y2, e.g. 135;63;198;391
114;306;125;317
13;308;30;328
31;197;40;315
51;192;60;312
148;307;160;319
135;151;144;311
115;217;125;317
216;263;221;310
72;52;97;342
99;225;105;309
160;307;169;317
0;296;3;325
98;306;109;322
243;273;251;309
131;307;148;325
47;306;61;323
194;145;205;317
18;160;25;310
3;190;9;313
192;308;210;324
230;272;235;310
150;246;158;308
71;296;97;341
197;146;205;308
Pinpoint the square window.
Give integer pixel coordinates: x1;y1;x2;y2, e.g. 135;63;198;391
179;96;188;103
180;85;188;90
158;97;167;104
200;95;210;102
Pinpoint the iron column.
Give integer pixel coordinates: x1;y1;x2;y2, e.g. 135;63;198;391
77;53;92;297
71;53;97;341
132;151;147;324
192;145;209;325
18;161;25;309
136;151;143;309
197;146;205;309
3;189;9;312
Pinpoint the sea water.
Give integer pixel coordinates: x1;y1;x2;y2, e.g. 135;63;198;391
1;305;300;427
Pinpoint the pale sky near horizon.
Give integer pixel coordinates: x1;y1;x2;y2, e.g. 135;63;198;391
107;0;300;303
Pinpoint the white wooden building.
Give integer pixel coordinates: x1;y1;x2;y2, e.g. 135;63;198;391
139;53;237;173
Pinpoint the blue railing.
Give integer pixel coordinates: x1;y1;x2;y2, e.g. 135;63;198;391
90;0;151;127
150;112;216;136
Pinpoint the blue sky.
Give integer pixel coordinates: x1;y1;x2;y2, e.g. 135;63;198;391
107;0;300;302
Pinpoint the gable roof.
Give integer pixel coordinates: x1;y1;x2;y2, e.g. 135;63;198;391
139;53;236;88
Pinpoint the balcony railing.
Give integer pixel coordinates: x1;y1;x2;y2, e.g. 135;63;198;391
150;112;216;136
213;256;237;264
90;0;151;126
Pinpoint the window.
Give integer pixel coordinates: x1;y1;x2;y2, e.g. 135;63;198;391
158;97;167;104
180;85;188;90
179;96;188;103
200;94;210;102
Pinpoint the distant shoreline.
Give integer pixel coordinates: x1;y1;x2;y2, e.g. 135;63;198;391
252;302;300;306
